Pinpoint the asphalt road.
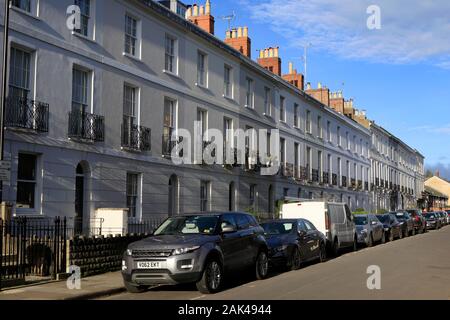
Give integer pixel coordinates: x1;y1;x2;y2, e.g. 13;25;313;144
101;226;450;300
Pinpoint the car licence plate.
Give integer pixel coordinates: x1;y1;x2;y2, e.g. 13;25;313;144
137;261;166;269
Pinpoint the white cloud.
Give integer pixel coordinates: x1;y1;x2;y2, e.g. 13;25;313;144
245;0;450;67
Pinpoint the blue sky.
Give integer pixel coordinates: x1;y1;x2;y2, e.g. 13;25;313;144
192;0;450;176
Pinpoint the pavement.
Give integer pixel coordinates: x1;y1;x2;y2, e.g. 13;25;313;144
0;272;125;300
1;226;450;300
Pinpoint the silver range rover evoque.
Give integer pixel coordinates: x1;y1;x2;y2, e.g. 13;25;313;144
122;212;269;294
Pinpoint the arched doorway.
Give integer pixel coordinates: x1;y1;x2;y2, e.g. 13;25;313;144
75;162;89;235
228;182;235;211
168;175;179;216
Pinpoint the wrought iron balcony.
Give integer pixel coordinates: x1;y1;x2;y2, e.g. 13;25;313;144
68;110;104;142
122;122;151;152
351;178;356;189
312;169;319;183
323;172;330;185
5;96;49;132
162;130;184;158
332;173;338;186
342;176;347;188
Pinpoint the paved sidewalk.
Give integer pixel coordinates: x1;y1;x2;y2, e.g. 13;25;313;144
0;272;125;300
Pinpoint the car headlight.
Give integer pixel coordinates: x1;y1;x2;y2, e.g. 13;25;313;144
125;249;133;256
275;245;288;252
384;228;389;231
172;246;200;256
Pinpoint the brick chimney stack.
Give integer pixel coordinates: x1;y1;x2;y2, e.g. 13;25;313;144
186;0;215;35
329;91;345;114
305;82;330;106
257;47;282;76
282;62;304;90
224;26;251;58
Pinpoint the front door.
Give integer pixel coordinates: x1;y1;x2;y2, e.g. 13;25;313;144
75;165;84;235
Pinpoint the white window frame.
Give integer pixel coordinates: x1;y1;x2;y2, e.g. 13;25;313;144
306;110;311;134
15;152;43;215
123;12;142;59
72;0;96;41
264;87;271;116
223;65;233;99
279;96;285;122
164;34;178;75
126;172;142;221
196;50;208;87
245;77;254;108
8;43;36;101
10;0;39;18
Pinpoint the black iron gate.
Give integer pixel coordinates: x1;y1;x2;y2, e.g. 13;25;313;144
0;217;67;290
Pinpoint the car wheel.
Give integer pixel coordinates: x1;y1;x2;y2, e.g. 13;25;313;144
320;242;328;262
389;231;394;242
289;247;302;271
381;232;386;244
367;233;373;247
124;281;148;294
332;238;340;257
255;251;269;280
196;258;223;294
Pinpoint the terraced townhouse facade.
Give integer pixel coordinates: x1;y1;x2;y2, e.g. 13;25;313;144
0;0;421;232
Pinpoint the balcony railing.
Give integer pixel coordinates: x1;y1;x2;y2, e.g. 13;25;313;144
122;122;151;152
312;169;319;183
323;172;330;185
342;176;347;188
332;173;338;186
163;130;185;158
351;178;356;189
68;111;104;142
5;96;49;132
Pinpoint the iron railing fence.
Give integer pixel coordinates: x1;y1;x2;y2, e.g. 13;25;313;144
122;122;151;152
5;96;49;132
68;110;105;142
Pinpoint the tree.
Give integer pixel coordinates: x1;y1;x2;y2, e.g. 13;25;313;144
425;170;433;178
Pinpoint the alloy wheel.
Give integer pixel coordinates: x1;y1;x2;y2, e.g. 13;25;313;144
206;261;222;291
257;252;269;279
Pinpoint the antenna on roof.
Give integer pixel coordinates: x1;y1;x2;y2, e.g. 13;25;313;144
219;11;236;30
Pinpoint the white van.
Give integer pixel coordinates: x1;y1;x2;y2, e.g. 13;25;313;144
280;200;357;256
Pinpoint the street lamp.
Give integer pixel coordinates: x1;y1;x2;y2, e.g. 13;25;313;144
0;0;11;203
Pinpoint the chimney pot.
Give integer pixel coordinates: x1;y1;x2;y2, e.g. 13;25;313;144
238;27;243;37
318;82;322;89
306;82;311;90
205;0;211;14
193;4;198;16
259;50;264;59
288;62;293;74
243;26;248;37
186;7;192;18
274;47;279;57
199;5;204;15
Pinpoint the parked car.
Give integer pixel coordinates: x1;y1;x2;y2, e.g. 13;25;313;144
261;219;327;271
376;214;403;241
406;209;427;234
354;214;385;247
438;211;448;226
122;212;269;294
393;211;415;237
446;211;450;224
280;201;357;257
423;212;441;230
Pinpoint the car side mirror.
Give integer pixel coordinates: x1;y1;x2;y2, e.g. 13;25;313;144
298;230;307;237
222;225;237;234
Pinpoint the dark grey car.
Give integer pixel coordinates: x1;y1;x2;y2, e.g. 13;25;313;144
354;214;385;247
122;212;269;294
